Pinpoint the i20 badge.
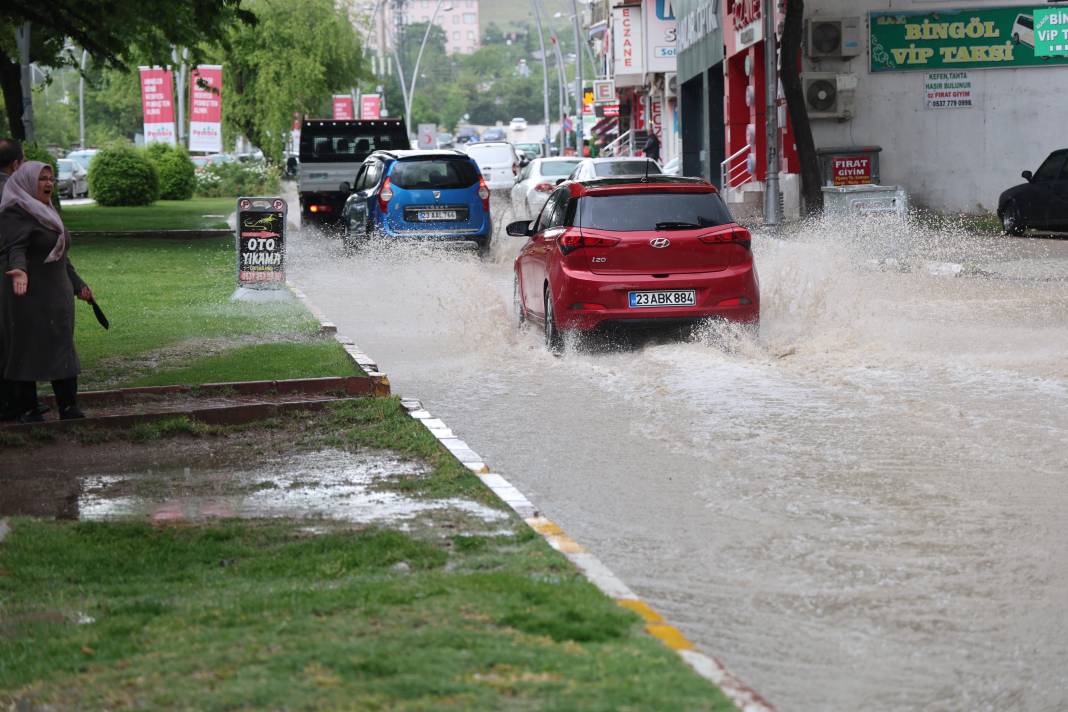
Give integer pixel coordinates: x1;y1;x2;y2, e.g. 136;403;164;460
650;237;671;248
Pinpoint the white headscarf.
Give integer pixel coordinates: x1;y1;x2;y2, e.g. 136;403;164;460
0;160;68;263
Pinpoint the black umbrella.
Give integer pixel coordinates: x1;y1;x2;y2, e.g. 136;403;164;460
88;298;109;329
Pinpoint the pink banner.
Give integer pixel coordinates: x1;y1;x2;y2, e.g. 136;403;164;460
189;65;223;153
139;67;176;145
333;95;354;120
360;94;382;120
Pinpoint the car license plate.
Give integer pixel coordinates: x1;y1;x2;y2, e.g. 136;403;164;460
628;290;696;308
416;210;459;221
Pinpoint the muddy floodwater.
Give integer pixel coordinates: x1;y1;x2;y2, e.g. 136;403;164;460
289;201;1068;712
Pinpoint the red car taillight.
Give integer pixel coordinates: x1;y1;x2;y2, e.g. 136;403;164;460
557;231;621;255
698;226;751;249
534;182;553;193
478;176;490;211
378;177;393;213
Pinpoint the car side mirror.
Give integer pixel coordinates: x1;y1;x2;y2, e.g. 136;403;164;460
519;156;531;167
506;220;533;237
339;182;351;194
1021;170;1033;182
554;178;566;186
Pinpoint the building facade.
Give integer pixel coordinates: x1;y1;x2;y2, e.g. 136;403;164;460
672;0;1068;216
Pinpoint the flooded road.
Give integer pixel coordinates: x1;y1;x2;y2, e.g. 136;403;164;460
290;202;1068;711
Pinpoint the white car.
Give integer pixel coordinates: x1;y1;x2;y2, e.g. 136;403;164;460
509;117;528;131
65;148;98;174
662;156;681;176
462;141;521;193
510;157;582;220
567;157;662;181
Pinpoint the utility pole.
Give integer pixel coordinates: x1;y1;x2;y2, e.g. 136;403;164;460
763;0;781;226
531;0;552;156
550;34;566;154
172;47;189;147
15;23;34;142
569;0;583;153
78;49;88;149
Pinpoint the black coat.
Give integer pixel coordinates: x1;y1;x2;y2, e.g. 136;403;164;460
0;205;86;381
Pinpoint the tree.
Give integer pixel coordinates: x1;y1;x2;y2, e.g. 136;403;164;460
221;0;366;162
0;0;253;139
780;0;823;215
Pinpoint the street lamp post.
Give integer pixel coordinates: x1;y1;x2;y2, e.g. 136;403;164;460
78;49;88;149
569;0;583;152
405;0;452;124
531;0;552;156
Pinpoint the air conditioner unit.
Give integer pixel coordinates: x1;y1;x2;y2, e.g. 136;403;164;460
802;73;856;120
665;74;678;99
806;17;862;59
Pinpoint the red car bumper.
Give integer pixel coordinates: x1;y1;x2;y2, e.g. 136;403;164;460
551;263;759;331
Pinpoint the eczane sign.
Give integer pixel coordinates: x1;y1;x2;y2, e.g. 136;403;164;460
613;6;644;86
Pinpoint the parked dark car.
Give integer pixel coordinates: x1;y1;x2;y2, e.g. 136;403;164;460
998;149;1068;235
455;127;480;145
481;127;507;142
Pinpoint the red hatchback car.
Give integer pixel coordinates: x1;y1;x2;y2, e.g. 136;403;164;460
508;176;759;350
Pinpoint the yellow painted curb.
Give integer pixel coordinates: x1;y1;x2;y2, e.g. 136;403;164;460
646;623;696;651
618;599;665;624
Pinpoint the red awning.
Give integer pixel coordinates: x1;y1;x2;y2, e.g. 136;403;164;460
592;116;618;137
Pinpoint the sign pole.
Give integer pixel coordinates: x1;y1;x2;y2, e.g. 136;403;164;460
763;0;781;226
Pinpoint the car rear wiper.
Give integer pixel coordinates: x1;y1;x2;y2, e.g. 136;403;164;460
655;221;703;230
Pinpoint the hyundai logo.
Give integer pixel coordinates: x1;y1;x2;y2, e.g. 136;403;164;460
650;237;671;248
433;190;441;199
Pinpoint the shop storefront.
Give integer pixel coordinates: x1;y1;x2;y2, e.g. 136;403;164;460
676;0;726;183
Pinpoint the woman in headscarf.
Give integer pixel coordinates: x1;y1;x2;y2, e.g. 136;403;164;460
0;160;93;422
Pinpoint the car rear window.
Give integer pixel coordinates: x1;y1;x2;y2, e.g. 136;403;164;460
541;161;581;177
594;161;662;177
390;159;479;189
575;192;733;231
465;144;514;165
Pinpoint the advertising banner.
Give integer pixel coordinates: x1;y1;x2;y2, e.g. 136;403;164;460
237;197;287;285
332;95;354;119
924;71;976;109
613;6;644;86
870;7;1068;72
189;65;223;153
139;67;176;145
417;123;437;149
644;0;678;74
360;93;382;119
1034;8;1068;57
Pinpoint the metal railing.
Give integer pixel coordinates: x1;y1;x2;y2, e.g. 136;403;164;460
601;129;633;158
720;144;752;190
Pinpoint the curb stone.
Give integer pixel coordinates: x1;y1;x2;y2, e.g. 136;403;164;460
286;282;775;712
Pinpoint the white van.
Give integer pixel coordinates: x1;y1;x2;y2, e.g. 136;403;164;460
462;141;520;193
1011;14;1034;48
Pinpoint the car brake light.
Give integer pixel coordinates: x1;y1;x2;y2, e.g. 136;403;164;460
534;182;553;192
478;176;490;211
717;297;753;306
378;177;393;212
558;232;621;255
698;227;751;248
310;205;333;214
512;163;518;176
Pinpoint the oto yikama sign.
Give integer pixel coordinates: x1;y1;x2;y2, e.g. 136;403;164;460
870;6;1068;72
832;156;873;186
925;71;975;109
237;197;287;285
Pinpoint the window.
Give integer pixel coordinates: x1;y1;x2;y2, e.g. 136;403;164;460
463;12;476;24
575;192;733;231
453;14;460;24
390;158;479;189
453;30;460;40
594;160;662;177
1034;151;1067;182
540;160;581;177
468;30;475;40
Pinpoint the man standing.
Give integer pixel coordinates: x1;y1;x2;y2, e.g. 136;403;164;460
0;138;25;419
643;132;661;164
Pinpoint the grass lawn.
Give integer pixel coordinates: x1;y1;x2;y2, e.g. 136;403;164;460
63;198;235;232
68;235;360;390
0;400;739;710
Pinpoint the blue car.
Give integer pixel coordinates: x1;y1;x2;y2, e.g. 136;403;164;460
342;149;492;256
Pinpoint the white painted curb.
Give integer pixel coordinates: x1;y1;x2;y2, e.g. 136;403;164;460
287;282;775;712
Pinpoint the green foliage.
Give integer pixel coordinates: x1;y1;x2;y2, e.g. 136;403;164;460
221;0;367;162
145;143;196;200
195;160;280;198
87;144;159;206
22;143;58;174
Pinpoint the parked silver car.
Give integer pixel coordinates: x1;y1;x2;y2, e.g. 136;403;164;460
56;159;89;199
567;156;662;181
510;157;582;220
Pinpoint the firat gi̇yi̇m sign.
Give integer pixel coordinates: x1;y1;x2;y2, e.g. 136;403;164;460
237;197;287;285
832;156;873;186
